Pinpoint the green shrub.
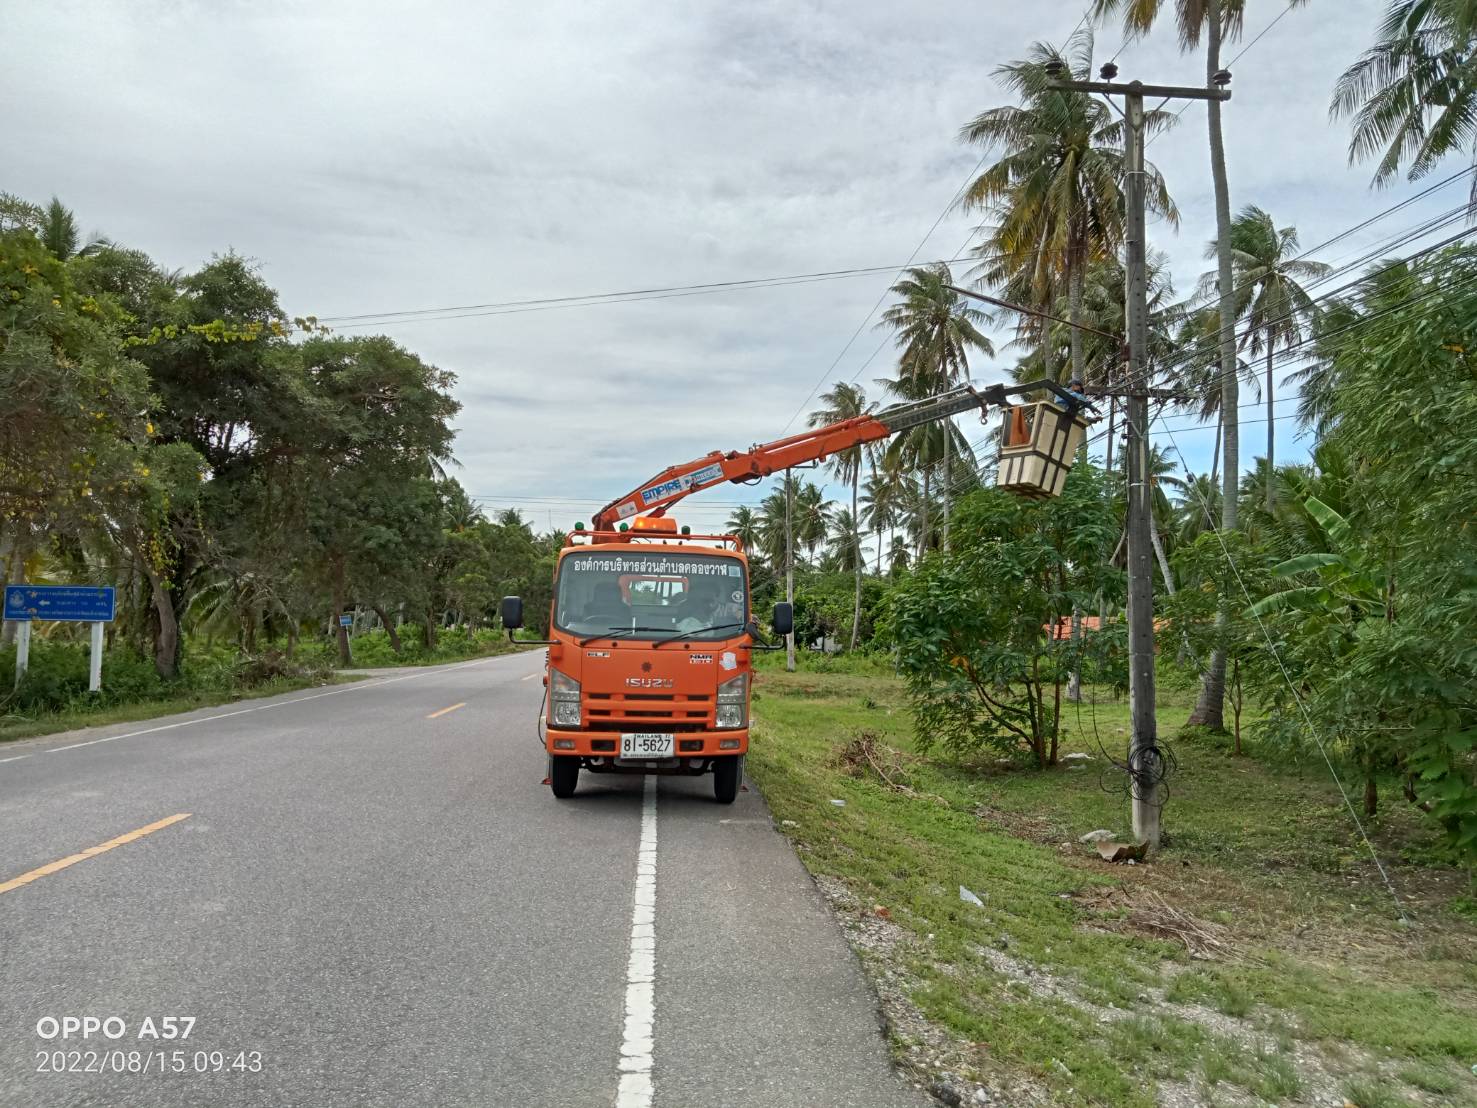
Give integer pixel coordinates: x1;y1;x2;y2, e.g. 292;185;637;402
4;640;90;712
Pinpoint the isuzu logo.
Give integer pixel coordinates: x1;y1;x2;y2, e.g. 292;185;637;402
626;677;674;688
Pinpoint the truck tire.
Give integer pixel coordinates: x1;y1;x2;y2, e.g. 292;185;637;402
549;755;579;798
713;755;742;804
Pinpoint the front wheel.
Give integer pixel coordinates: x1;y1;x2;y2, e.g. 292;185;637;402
549;755;580;798
712;755;743;804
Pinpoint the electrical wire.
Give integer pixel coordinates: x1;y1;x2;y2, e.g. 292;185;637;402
324;256;980;330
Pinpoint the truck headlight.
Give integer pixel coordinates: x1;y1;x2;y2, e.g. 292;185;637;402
550;669;580;727
715;672;747;729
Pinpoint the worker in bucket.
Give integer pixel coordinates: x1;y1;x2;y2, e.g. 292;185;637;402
1061;377;1099;421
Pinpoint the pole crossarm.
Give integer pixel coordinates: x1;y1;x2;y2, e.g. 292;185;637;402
1048;79;1230;102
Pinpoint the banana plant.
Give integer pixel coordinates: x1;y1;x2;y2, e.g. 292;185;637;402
1247;497;1383;623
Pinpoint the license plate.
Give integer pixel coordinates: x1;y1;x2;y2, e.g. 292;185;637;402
620;732;674;758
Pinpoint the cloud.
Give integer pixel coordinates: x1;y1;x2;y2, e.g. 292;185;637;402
3;0;1451;527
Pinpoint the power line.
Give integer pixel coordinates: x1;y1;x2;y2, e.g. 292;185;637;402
324;256;980;330
1226;1;1302;68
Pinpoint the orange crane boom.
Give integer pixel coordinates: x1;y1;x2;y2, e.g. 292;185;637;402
591;382;1073;533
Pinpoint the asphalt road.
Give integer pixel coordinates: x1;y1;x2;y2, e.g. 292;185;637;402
0;653;928;1107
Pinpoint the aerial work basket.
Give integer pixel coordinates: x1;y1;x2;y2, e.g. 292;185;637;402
996;401;1089;499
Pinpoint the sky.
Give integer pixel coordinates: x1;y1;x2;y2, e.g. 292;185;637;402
5;0;1467;540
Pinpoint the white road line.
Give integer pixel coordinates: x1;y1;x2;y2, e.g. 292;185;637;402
616;775;658;1108
0;755;32;764
37;656;508;756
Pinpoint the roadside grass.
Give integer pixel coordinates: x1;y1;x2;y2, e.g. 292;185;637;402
748;657;1477;1107
0;672;363;744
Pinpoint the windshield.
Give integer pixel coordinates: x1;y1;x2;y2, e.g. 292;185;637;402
553;549;748;641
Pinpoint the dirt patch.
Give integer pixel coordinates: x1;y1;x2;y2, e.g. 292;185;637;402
1071;885;1231;958
973;803;1071;845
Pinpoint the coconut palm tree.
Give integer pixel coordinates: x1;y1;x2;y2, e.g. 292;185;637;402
860;469;901;576
1173;472;1224;547
757;481;799;670
887;534;912;575
756;487;789;568
794;482;833;565
726;506;761;555
1166;306;1258;489
495;508;533;537
1094;0;1309;729
875;371;966;560
1200;206;1330;511
961;30;1177;390
1332;0;1477;211
876;263;993;551
826;509;867;574
36;197;112;260
808;382;875;648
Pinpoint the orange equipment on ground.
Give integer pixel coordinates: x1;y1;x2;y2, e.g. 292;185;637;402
501;381;1091;802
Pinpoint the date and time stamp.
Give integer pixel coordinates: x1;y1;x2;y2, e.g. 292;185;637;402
31;1015;263;1078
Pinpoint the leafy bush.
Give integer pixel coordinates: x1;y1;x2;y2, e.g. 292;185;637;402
790;570;888;650
2;640;91;713
0;637;329;719
884;471;1120;767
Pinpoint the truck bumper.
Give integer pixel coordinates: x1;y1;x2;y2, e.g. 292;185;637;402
545;729;749;761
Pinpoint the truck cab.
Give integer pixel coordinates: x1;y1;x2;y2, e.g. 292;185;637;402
501;516;791;803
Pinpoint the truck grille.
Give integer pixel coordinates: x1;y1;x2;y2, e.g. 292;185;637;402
585;692;712;731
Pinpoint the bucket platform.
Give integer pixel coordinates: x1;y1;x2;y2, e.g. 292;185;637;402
996;401;1089;499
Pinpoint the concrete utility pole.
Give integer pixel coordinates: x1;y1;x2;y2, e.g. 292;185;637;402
784;470;796;673
1046;65;1231;849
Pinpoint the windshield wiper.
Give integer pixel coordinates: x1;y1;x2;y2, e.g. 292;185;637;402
577;625;669;646
651;622;746;648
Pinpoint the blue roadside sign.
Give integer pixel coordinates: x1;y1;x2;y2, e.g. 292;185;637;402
4;585;116;623
339;614;353;627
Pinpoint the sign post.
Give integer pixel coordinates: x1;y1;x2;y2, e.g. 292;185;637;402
90;620;105;693
13;620;30;691
4;585;117;694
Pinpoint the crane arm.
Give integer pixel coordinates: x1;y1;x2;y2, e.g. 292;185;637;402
591;383;1059;533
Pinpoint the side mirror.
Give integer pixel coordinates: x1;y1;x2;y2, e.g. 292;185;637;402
771;602;793;637
500;596;524;631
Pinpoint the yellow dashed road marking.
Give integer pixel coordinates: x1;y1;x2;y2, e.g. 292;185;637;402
0;813;191;896
427;702;467;719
